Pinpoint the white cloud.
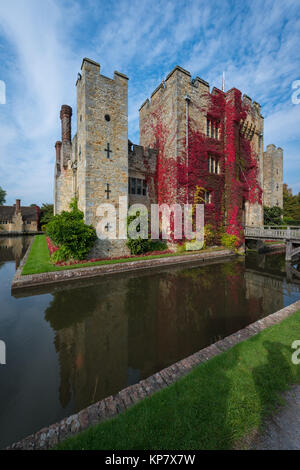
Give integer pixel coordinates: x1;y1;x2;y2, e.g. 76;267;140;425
0;0;300;202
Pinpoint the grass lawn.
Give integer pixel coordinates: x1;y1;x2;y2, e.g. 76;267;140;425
22;235;226;276
57;311;300;450
265;241;285;245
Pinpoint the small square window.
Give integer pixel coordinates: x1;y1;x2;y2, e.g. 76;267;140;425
130;178;136;195
142;180;147;196
204;191;212;204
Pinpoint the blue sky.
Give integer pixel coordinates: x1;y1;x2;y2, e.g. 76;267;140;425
0;0;300;205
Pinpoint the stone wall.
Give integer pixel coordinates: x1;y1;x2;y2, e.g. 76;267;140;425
128;143;157;213
76;58;130;258
263;144;283;209
240;96;264;226
139;65;264;228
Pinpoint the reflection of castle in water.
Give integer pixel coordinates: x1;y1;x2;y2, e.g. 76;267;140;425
0;237;31;268
44;254;299;413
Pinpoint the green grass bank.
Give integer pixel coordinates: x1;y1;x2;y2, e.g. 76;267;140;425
21;235;225;276
57;310;300;450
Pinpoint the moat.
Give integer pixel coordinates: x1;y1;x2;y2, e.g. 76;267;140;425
0;236;300;448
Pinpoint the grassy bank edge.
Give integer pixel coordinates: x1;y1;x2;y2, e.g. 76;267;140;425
56;310;300;450
22;235;228;275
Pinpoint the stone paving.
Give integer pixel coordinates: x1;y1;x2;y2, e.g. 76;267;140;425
6;298;300;450
250;385;300;450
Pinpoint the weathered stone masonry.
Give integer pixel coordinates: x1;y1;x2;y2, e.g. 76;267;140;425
54;58;283;257
263;144;283;209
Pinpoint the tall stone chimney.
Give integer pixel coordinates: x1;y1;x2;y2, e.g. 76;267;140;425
16;199;21;213
60;105;72;143
55;141;62;165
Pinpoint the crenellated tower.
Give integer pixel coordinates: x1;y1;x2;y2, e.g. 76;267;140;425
263;144;283;209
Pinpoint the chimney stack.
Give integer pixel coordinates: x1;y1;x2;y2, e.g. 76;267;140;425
16;199;21;213
60;105;72;143
55;141;62;164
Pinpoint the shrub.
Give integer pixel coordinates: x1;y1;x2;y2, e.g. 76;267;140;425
220;232;239;250
204;224;216;247
264;206;283;226
46;199;96;262
126;213;167;255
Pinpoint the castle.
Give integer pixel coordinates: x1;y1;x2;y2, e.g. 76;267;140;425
54;58;283;257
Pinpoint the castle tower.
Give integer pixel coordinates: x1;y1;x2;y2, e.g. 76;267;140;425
139;65;264;239
76;58;129;257
263;144;283;208
240;95;264;226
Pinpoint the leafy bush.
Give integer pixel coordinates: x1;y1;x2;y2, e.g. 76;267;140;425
264;206;283;226
282;218;300;226
46;199;96;262
204;224;216;247
220;232;239;250
126;213;167;255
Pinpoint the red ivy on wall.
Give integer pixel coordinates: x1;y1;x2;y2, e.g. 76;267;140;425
141;88;262;247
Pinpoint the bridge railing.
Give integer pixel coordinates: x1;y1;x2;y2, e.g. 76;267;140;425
244;226;300;240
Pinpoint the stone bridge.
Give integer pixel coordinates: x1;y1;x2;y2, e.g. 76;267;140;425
244;226;300;261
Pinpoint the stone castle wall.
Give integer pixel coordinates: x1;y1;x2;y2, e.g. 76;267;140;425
128;143;157;213
139;65;264;228
76;59;130;258
263;144;283;209
53;58;284;257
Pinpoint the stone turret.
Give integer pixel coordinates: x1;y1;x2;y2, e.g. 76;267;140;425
263;144;283;209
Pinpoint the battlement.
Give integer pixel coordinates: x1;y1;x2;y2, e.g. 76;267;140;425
242;94;262;115
139;65;211;110
128;141;157;159
265;144;283;156
78;57;129;85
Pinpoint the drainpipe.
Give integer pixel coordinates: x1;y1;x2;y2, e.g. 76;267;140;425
185;94;191;204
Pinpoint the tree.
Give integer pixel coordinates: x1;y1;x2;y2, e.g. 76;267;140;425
264;206;283;226
0;186;6;205
40;203;54;226
283;184;300;223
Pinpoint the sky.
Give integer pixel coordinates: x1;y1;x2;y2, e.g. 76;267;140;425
0;0;300;206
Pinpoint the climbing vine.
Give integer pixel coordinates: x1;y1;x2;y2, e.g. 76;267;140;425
141;88;262;247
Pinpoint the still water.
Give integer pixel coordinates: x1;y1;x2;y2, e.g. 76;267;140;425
0;236;299;448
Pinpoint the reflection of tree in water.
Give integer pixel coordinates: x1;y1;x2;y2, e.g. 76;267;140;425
45;287;97;330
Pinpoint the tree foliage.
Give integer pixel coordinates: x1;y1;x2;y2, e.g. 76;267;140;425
46;199;96;261
40;203;54;226
283;184;300;222
0;186;6;205
264;206;283;226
